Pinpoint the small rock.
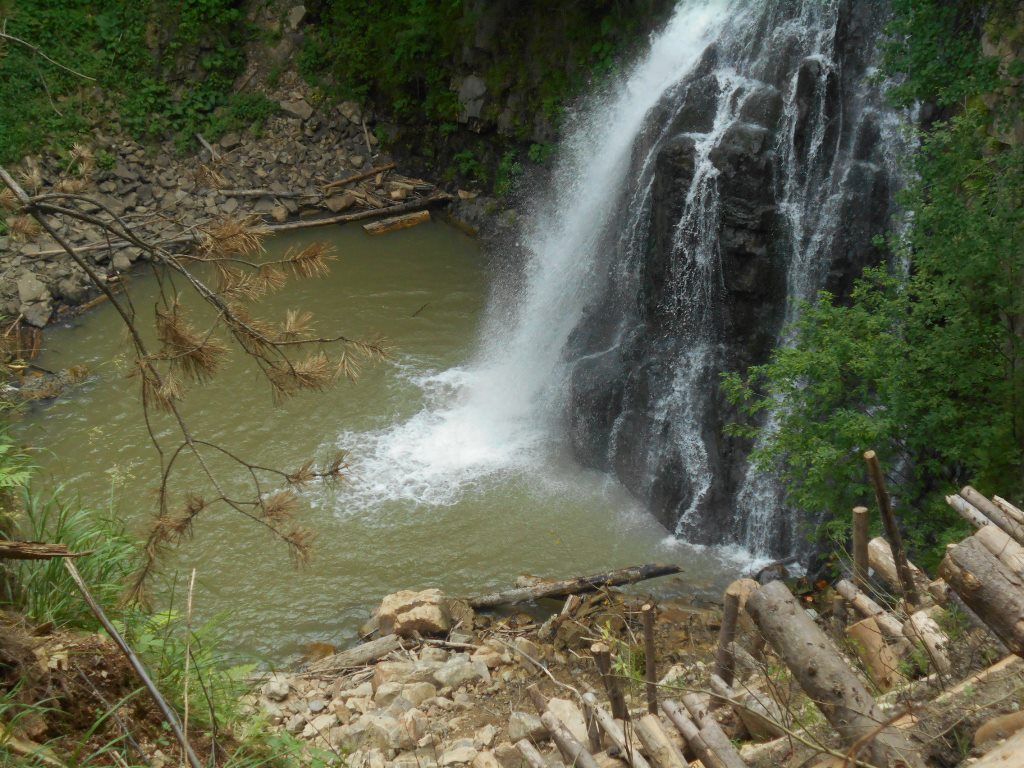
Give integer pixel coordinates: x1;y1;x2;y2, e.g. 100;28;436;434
339;101;363;124
473;752;501;768
434;656;490;689
271;205;289;222
493;742;527;768
262;677;291;701
280;98;314;121
419;647;449;663
287;5;306;29
507;712;546;743
547;699;588;745
302;712;339;738
17;273;48;304
285;713;306;734
219;132;241;150
112;252;132;272
378;590;452;638
374;681;404;707
324;192;355;213
440;744;477;766
349;154;366;168
402;682;438;707
474;724;498;750
222;197;239;214
308;699;327;714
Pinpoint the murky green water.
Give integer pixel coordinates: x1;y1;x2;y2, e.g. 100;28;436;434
15;221;739;661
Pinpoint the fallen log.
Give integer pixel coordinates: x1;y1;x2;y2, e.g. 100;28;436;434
963;486;1024;545
304;633;402;674
541;711;601;768
362;209;431;235
264;192;452;233
468;563;681;609
515;739;548;768
660;700;725;768
634;714;688;768
939;535;1024;653
680;693;748;768
835;579;904;638
847;616;907;692
582;692;650;768
975;524;1024;577
0;541;86;560
218;188;311;198
746;580;924;768
927;578;1012;656
323;163;397;191
948;493;996;530
713;579;759;689
994;496;1024;525
708;674;785;740
902;607;951;676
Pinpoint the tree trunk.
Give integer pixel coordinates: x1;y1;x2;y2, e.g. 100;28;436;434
680;693;748;768
972;727;1024;767
660;700;726;768
974;524;1024;577
746;581;924;768
939;534;1024;653
901;608;951;676
867;537;930;598
582;692;651;768
708;674;785;740
468;564;681;608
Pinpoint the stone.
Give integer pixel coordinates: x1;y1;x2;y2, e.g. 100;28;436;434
17;273;48;304
285;713;306;734
471;644;510;669
474;725;497;750
394;749;439;768
308;699;326;714
374;681;404;707
324;193;355;213
377;589;452;638
473;752;501;768
261;677;291;701
440;742;477;766
457;75;487;122
112;252;132;272
419;647;448;663
302;712;339;738
400;708;428;743
507;712;545;743
287;5;306;30
433;657;490;689
493;743;527;768
222;197;239;214
402;682;437;706
349;154;366;168
280;98;314;121
339;101;363;125
271;205;289;222
546;699;588;745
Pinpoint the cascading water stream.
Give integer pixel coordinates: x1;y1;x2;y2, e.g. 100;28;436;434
336;0;906;563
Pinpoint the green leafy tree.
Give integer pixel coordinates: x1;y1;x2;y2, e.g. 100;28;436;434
724;0;1024;567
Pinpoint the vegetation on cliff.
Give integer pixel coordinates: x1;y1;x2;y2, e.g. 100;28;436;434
725;0;1024;567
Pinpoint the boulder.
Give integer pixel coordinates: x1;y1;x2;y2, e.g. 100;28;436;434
546;699;588;744
457;75;487;122
473;752;501;768
433;656;490;689
507;711;545;743
440;740;478;767
287;5;306;30
280;99;314;121
493;743;527;768
377;589;452;638
324;193;355;213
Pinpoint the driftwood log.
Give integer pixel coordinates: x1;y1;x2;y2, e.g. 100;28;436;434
468;563;680;608
634;714;689;768
363;209;431;235
853;506;870;590
541;711;600;768
305;634;402;674
746;581;924;768
867;537;931;599
680;693;748;768
581;692;651;768
974;524;1024;577
940;535;1024;653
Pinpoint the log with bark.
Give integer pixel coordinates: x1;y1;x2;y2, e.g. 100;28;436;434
467;563;681;608
901;607;951;676
708;674;785;740
541;711;601;768
660;699;726;768
939;534;1024;653
948;493;997;530
362;209;431;235
994;495;1024;525
582;692;651;768
634;714;688;768
746;580;924;768
0;541;85;560
974;524;1024;577
714;579;759;689
265;192;452;233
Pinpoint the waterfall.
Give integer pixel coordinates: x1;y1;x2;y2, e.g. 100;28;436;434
337;0;905;561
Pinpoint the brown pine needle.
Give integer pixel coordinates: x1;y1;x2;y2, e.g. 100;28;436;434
155;301;227;383
280;309;314;340
287;241;334;279
9;215;41;241
198;215;268;259
0;187;19;212
287;460;317;486
263;490;299;524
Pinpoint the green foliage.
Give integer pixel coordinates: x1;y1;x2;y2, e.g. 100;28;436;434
0;0;251;162
4;486;139;629
494;150;522;196
528;142;556;165
206;93;281;140
725;0;1024;567
452;148;487;183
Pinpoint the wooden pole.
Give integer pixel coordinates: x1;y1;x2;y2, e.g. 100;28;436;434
515;740;548;768
852;506;870;590
994;495;1024;525
713;585;741;690
863;450;919;606
829;593;847;644
642;604;658;715
846;617;907;692
746;581;925;768
835;579;904;637
591;642;629;721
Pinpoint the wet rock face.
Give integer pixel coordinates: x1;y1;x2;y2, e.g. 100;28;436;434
565;0;900;554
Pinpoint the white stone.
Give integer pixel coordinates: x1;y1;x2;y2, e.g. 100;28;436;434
402;682;437;706
261;677;291;701
473;751;501;768
440;744;478;766
507;712;546;743
547;698;588;745
474;724;498;750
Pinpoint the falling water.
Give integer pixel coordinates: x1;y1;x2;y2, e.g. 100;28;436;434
341;0;906;561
